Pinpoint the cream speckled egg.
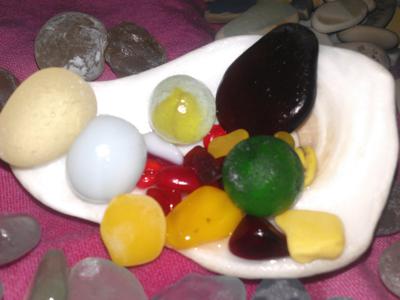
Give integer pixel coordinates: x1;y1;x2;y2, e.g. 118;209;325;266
0;67;97;167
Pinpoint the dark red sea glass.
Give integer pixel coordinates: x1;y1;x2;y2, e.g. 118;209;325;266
216;23;318;135
146;187;182;215
183;146;222;185
229;215;289;260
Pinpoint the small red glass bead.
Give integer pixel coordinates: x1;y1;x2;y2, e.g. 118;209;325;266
156;166;201;192
203;124;226;149
146;187;182;215
136;157;163;189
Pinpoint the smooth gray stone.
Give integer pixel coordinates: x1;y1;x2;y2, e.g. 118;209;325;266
215;0;299;39
363;0;396;27
152;273;246;300
26;249;68;300
299;20;334;45
251;279;311;300
68;257;148;300
387;47;400;66
379;241;400;297
291;0;314;20
0;215;41;266
337;25;399;50
327;298;354;300
376;182;400;236
0;282;3;299
311;0;368;33
335;42;390;68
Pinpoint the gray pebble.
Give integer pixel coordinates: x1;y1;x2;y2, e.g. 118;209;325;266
327;298;354;300
251;279;311;300
362;0;396;27
311;0;368;33
215;0;299;39
0;282;3;299
0;215;41;266
337;25;399;50
35;12;108;81
376;181;400;236
335;42;390;69
379;241;400;297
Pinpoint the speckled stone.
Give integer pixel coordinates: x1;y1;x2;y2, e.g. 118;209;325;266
35;12;108;81
68;257;148;300
25;250;68;300
205;0;256;23
251;279;310;300
153;273;246;300
362;0;396;27
335;42;390;68
311;0;368;33
104;22;167;77
379;241;400;297
0;215;41;266
376;182;400;235
215;0;299;39
337;25;399;50
0;68;18;112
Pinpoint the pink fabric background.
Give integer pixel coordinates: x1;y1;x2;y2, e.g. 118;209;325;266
0;1;399;299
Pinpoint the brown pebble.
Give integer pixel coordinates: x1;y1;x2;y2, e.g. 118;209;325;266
105;22;167;77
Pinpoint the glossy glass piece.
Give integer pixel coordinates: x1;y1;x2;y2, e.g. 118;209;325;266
203;124;227;149
216;23;318;135
146;187;182;215
229;215;288;260
156;166;201;192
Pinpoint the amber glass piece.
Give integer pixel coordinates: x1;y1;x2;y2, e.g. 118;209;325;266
216;23;318;135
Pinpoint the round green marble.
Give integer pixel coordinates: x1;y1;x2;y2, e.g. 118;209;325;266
222;135;304;217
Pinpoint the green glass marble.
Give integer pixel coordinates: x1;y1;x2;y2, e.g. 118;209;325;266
222;136;303;217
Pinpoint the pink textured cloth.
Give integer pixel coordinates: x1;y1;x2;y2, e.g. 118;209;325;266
0;1;399;299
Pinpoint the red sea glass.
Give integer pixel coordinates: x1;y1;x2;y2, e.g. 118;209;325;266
156;166;201;192
216;23;318;135
146;187;182;215
228;215;289;260
203;124;226;149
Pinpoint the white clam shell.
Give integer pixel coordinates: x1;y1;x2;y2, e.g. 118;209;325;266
12;36;398;278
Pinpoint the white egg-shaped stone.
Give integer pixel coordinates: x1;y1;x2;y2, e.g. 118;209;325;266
66;115;146;204
0;68;97;168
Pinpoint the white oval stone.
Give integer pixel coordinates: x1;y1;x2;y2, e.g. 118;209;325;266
311;0;368;33
337;25;399;49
